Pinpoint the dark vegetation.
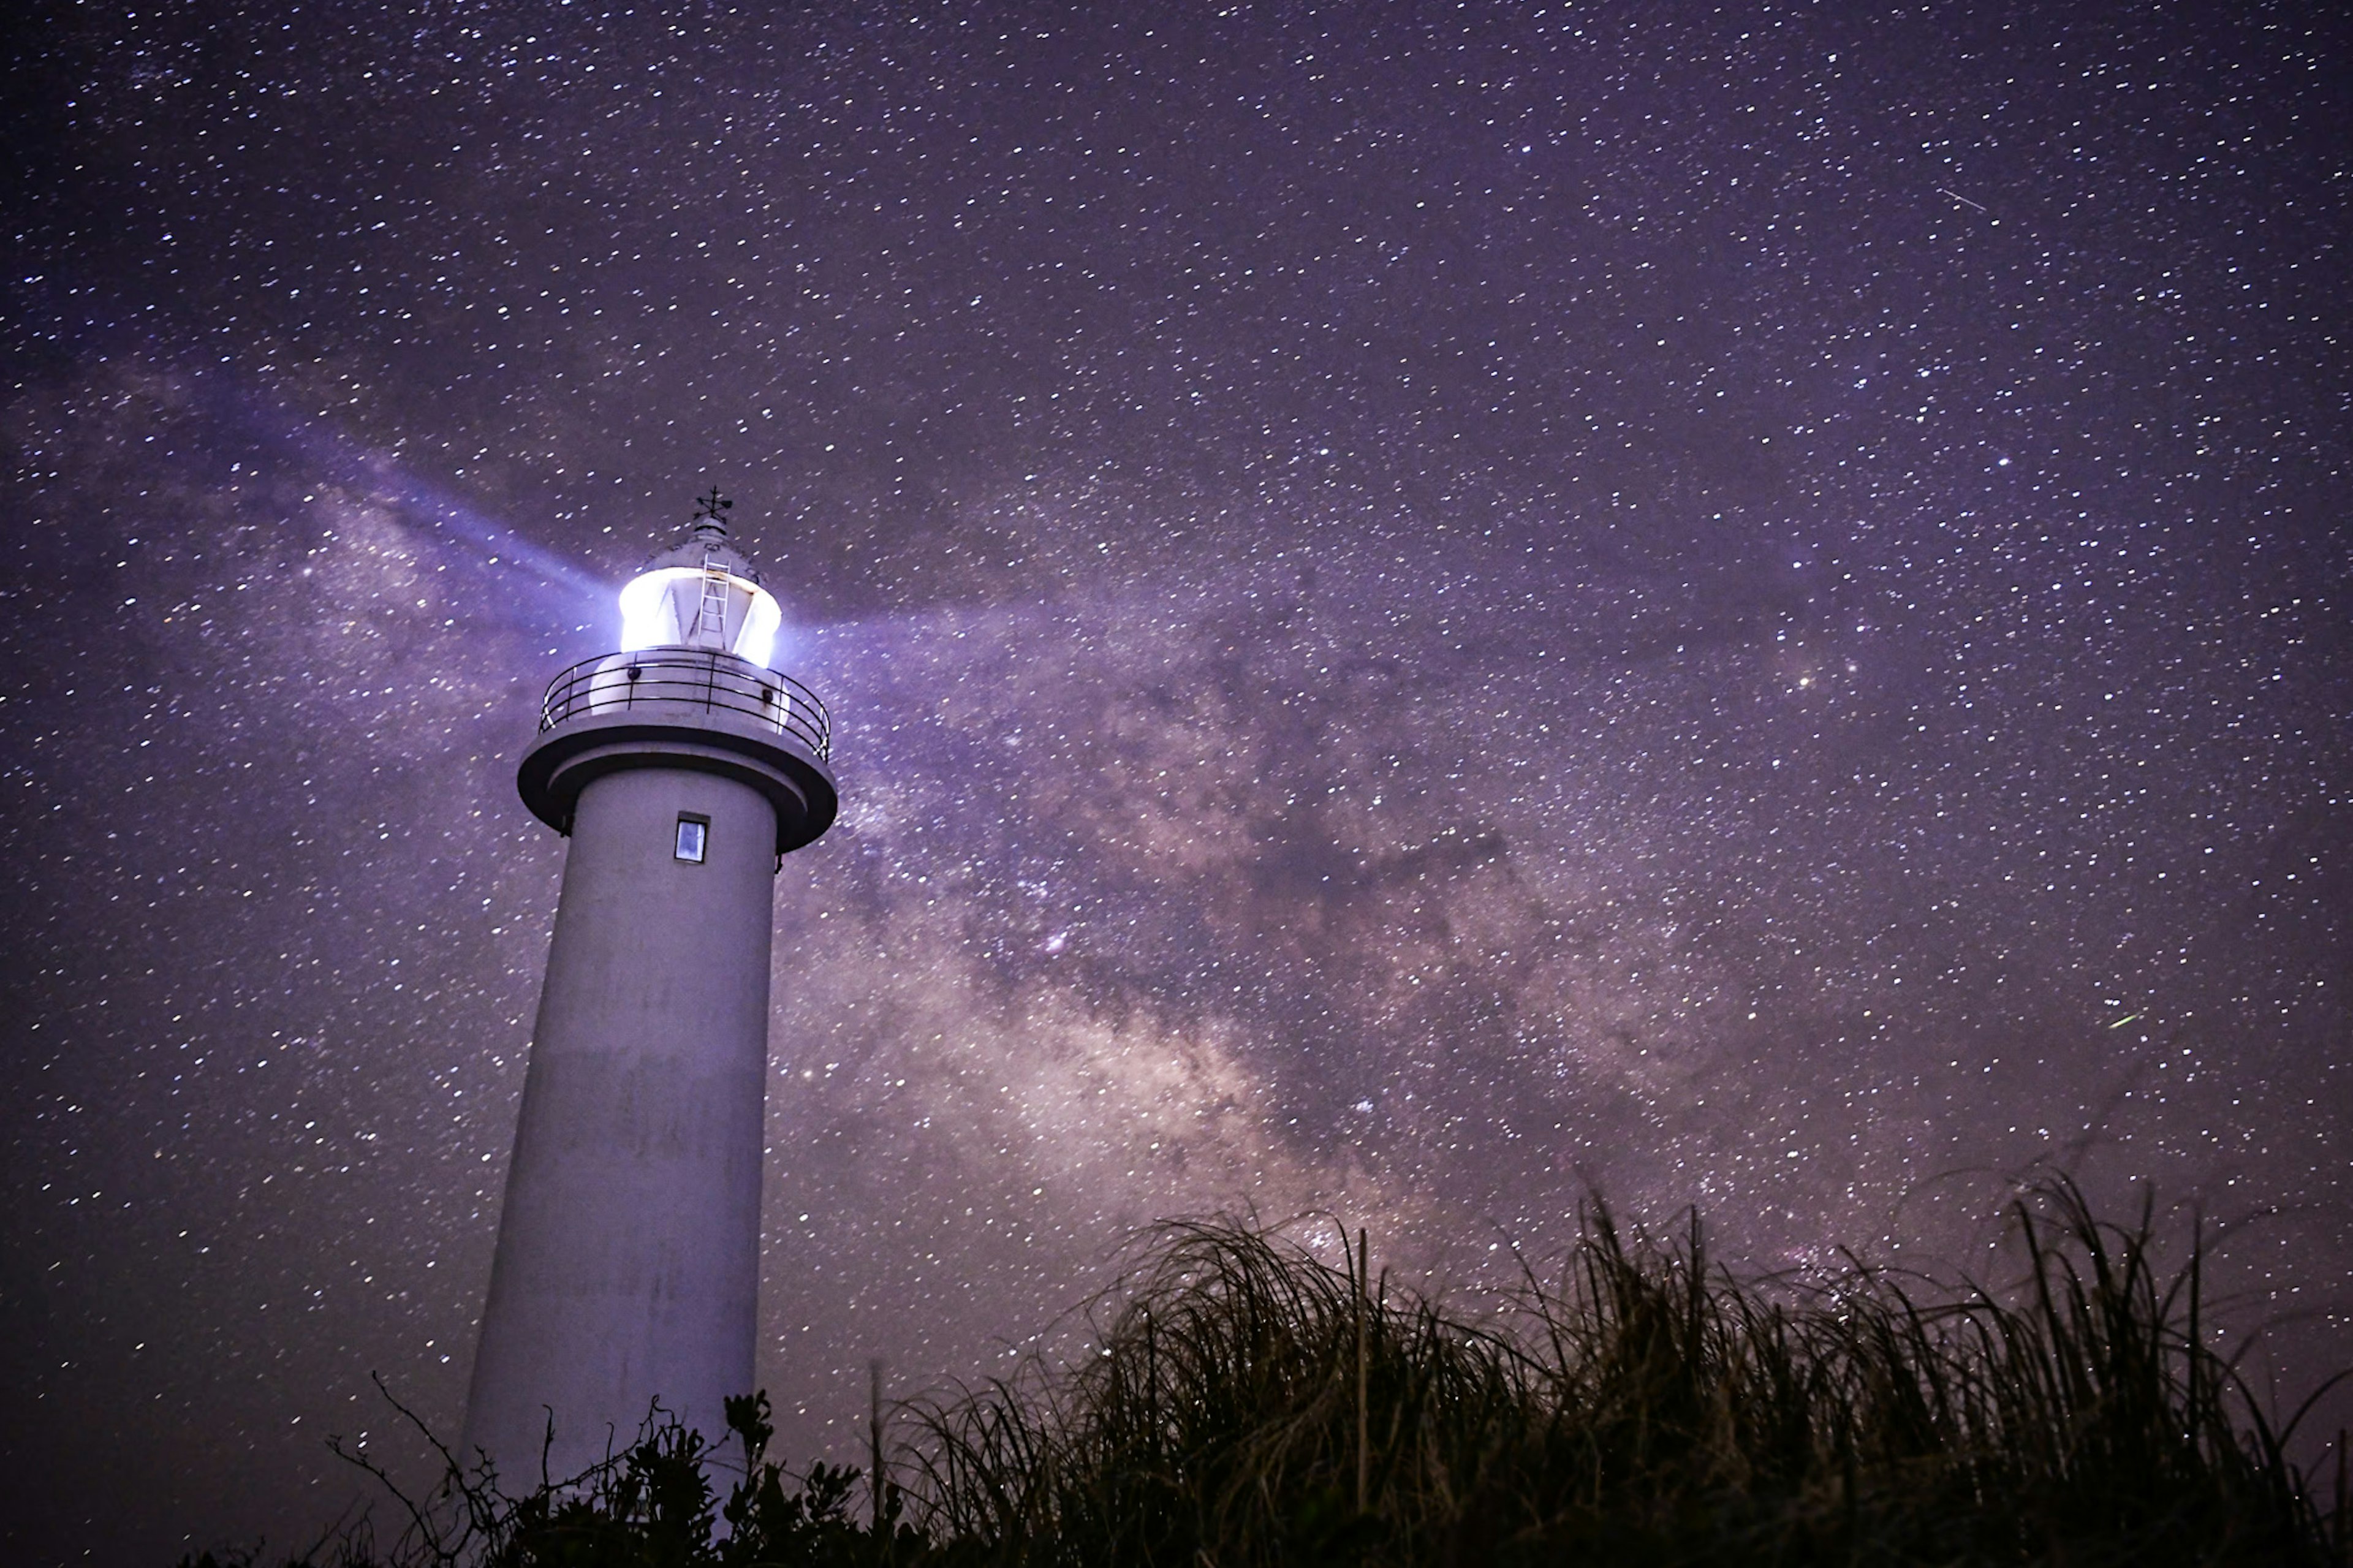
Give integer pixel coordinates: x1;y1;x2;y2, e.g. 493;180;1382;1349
185;1181;2349;1566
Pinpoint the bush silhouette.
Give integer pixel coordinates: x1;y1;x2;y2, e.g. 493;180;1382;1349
186;1180;2349;1566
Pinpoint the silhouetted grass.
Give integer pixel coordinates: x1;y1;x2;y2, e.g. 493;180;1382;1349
186;1180;2349;1566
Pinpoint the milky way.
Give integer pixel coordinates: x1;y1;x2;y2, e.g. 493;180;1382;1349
4;4;2348;1560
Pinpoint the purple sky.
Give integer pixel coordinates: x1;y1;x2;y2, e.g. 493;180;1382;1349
3;2;2347;1560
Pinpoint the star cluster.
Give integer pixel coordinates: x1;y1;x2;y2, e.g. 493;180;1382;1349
2;3;2347;1561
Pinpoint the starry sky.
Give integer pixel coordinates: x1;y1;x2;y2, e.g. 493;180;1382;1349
4;2;2349;1560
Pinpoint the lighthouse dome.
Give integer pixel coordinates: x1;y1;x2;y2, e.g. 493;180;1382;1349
615;514;782;668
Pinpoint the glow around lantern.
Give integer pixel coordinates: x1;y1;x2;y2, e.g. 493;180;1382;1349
616;566;783;667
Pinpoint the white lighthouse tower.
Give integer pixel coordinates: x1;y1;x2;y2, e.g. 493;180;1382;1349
463;490;837;1487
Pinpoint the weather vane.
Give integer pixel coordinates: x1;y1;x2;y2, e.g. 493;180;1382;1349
692;485;733;532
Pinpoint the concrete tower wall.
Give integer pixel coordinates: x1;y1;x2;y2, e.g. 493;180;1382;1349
463;765;779;1485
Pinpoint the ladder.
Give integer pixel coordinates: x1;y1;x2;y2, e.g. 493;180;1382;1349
693;553;730;649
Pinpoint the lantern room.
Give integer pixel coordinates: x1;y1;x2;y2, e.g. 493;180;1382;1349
615;495;782;668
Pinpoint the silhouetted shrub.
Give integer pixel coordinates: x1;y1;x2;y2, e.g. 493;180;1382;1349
184;1180;2350;1566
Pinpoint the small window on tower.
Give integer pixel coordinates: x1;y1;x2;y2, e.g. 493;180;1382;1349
675;814;709;863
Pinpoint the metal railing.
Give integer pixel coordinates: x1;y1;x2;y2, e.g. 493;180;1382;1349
538;649;831;760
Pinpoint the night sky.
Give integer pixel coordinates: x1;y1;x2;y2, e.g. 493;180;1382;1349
4;2;2349;1560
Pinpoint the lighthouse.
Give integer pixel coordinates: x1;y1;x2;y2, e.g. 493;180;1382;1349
462;491;837;1486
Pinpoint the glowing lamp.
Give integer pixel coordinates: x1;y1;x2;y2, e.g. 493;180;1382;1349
617;564;782;667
